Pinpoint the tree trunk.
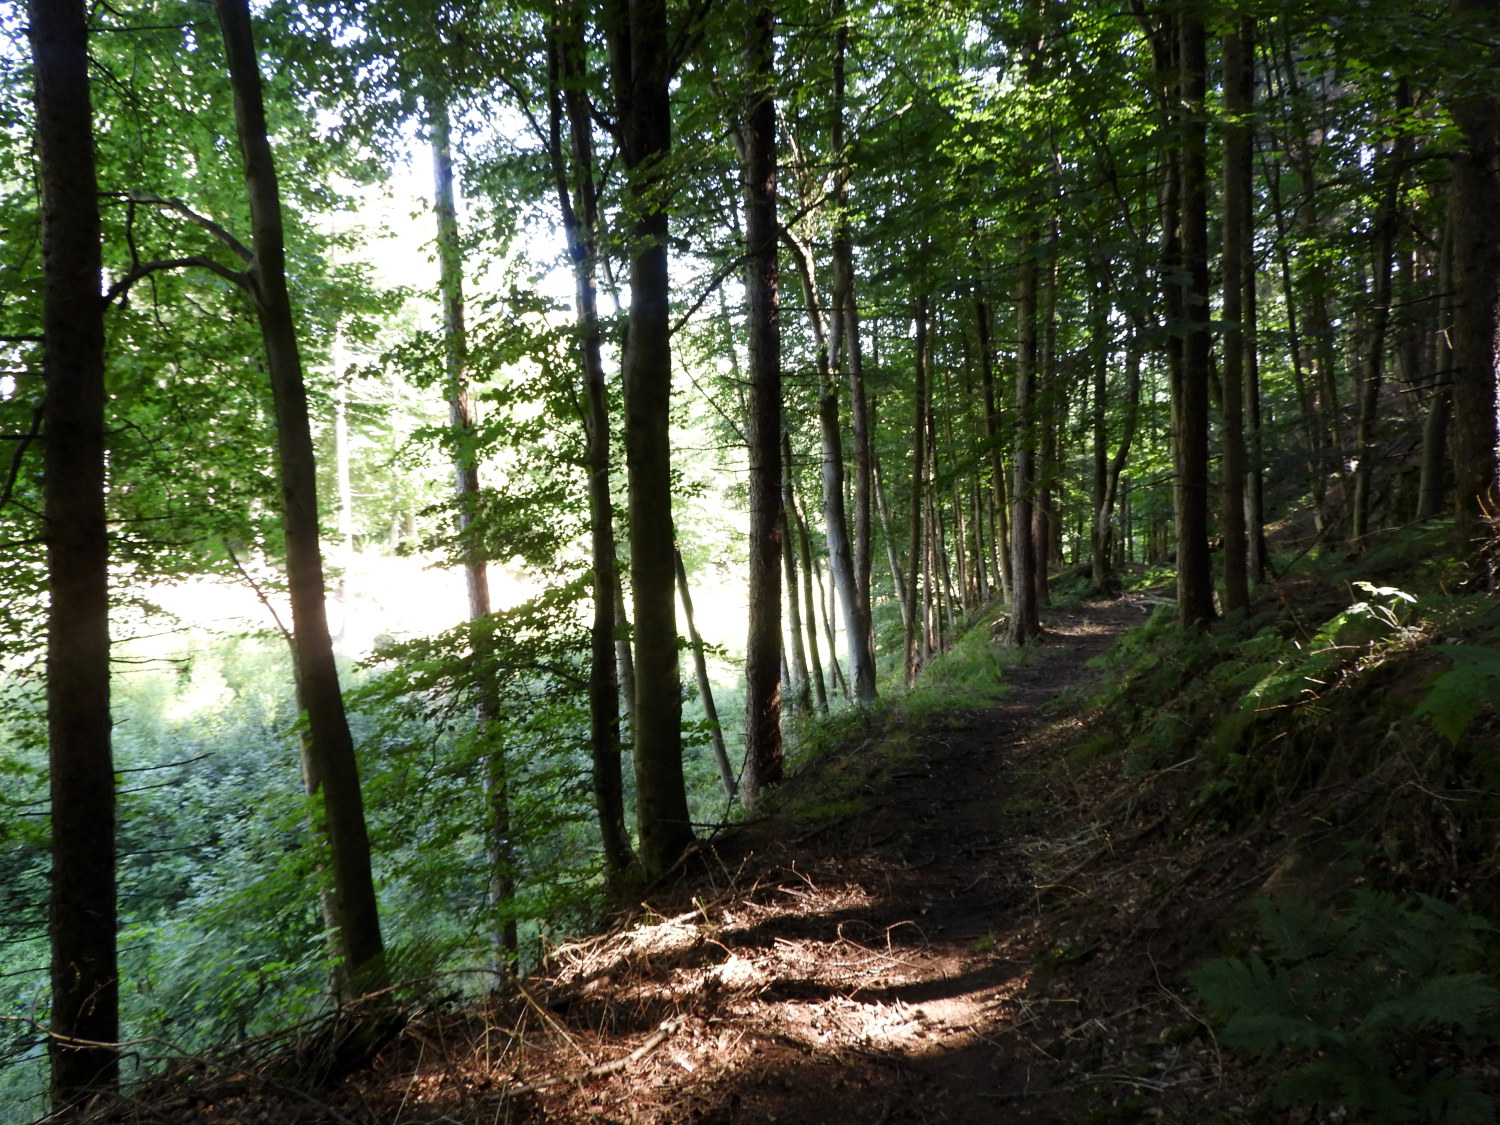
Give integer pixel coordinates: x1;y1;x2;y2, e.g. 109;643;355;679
1007;230;1042;646
1172;5;1217;625
1446;0;1500;571
782;230;874;701
741;3;782;805
547;7;634;877
606;0;694;875
975;289;1012;603
785;457;829;713
1351;83;1408;551
217;0;385;993
780;480;813;715
829;5;876;693
430;99;517;961
905;291;929;685
675;549;734;800
31;0;119;1105
1219;22;1251;611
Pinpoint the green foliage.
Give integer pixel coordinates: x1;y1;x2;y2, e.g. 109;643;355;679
908;614;1008;707
1193;893;1500;1123
1416;645;1500;744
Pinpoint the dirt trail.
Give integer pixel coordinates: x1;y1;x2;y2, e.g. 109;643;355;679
138;596;1242;1124
444;596;1207;1125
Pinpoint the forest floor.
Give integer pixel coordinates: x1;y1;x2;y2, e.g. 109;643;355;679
126;596;1270;1124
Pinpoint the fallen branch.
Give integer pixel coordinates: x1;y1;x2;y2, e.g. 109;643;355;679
506;1016;685;1095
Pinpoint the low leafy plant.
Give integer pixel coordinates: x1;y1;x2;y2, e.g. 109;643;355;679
1192;891;1500;1123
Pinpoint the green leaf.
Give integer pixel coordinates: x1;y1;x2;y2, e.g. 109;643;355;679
1415;646;1500;743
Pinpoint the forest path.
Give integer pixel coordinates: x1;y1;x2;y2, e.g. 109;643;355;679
423;594;1226;1125
163;595;1242;1124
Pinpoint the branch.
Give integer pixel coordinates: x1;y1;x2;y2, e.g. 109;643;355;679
0;398;43;516
114;192;254;263
105;256;251;307
506;1016;684;1095
225;541;294;650
671;252;747;338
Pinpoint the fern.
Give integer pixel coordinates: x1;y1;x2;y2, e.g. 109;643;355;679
1416;645;1500;743
1192;892;1500;1123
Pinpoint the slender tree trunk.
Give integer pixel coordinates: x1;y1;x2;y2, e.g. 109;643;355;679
217;0;385;992
905;291;929;685
813;552;847;699
1242;30;1267;584
430;99;516;958
1419;207;1455;520
547;9;634;876
787;464;830;712
780;485;812;715
782;230;874;701
1220;23;1251;611
1173;5;1217;625
976;290;1012;603
829;6;875;690
675;549;734;800
1007;231;1042;646
1033;238;1059;609
606;0;694;874
1351;84;1408;550
31;0;119;1105
741;4;782;804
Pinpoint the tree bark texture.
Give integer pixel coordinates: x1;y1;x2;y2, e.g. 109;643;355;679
548;9;633;876
30;0;120;1105
1219;22;1252;611
430;99;516;961
1007;231;1042;646
217;0;385;990
1172;5;1217;625
741;4;783;804
606;0;694;876
1446;0;1500;568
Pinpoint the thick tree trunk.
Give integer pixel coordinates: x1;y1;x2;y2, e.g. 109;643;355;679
1446;0;1500;570
741;4;783;805
217;0;385;993
548;8;633;876
30;0;119;1105
607;0;694;875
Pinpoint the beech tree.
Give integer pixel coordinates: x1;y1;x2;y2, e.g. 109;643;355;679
29;0;119;1107
215;0;385;991
741;3;783;804
604;0;696;877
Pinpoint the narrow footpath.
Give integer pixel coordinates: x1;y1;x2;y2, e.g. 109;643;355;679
125;597;1253;1124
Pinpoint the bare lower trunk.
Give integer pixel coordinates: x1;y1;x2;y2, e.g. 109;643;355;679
219;0;384;992
549;12;634;875
741;4;782;804
31;0;119;1104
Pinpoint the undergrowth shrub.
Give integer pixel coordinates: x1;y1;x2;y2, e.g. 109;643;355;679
1193;892;1500;1123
